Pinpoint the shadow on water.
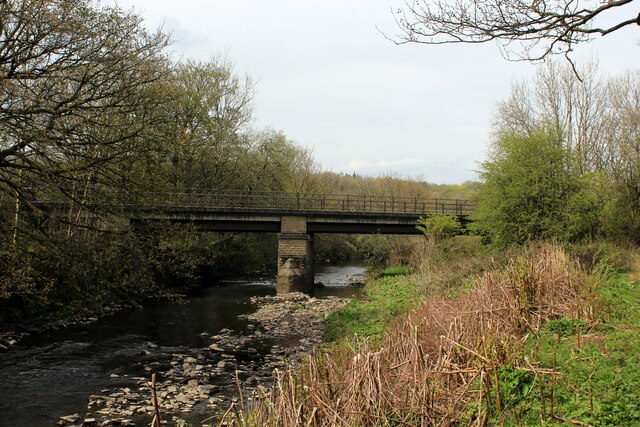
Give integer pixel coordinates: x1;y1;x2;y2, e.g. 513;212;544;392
0;265;366;426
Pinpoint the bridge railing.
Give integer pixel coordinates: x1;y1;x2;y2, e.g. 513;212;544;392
139;191;476;216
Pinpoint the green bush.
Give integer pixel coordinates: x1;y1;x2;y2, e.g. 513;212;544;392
474;130;598;246
416;214;462;242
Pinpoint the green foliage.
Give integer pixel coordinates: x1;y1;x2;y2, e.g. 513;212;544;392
324;274;422;341
379;265;412;277
474;130;597;246
416;214;462;242
542;317;589;337
491;272;640;426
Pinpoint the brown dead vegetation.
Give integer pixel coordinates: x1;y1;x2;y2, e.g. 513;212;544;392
224;243;598;426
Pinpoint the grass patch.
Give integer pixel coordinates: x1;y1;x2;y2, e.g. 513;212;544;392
379;265;412;277
495;273;640;426
324;273;422;341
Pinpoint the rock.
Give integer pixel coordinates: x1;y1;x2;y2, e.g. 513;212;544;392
138;350;150;356
187;379;199;387
199;385;219;395
147;341;158;349
175;393;189;403
109;374;119;378
208;344;223;352
82;418;98;426
216;360;226;369
247;347;258;354
59;414;81;424
183;356;197;364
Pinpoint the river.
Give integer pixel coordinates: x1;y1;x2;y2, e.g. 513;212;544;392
0;265;366;427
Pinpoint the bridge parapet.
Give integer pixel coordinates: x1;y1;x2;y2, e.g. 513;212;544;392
135;191;476;217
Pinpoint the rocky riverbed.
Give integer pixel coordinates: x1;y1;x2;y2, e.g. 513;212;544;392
56;292;350;426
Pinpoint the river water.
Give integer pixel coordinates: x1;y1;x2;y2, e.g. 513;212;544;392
0;265;367;427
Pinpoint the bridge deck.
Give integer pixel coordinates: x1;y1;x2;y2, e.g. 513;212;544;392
126;191;476;234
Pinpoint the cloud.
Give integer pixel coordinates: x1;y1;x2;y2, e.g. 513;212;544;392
345;158;423;172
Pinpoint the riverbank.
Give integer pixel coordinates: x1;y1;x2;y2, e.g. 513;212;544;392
0;299;146;352
223;242;640;426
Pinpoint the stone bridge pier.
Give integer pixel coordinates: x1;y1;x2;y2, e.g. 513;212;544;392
277;216;314;294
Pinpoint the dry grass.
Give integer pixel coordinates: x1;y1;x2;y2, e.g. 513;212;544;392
221;243;598;427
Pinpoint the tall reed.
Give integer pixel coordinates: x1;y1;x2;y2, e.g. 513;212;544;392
225;243;597;426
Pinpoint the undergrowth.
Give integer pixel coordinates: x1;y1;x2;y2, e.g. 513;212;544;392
509;273;640;426
211;242;640;426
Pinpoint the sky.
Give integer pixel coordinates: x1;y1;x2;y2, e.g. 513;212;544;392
113;1;639;184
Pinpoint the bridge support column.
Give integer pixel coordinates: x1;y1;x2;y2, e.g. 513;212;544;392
277;216;314;294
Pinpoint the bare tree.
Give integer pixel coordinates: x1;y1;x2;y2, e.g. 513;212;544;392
605;70;640;209
0;0;170;234
394;0;639;64
493;60;608;173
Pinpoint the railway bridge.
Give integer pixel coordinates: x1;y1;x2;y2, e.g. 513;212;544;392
128;191;476;294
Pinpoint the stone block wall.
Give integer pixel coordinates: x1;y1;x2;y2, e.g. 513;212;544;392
277;216;314;294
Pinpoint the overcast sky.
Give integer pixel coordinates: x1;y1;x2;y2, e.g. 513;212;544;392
114;1;639;184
